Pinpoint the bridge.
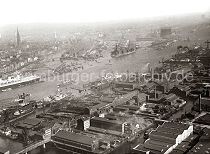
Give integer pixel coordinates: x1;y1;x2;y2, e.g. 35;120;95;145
15;138;51;154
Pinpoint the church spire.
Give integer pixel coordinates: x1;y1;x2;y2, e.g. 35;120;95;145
16;27;21;47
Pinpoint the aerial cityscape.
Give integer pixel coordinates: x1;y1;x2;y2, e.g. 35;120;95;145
0;0;210;154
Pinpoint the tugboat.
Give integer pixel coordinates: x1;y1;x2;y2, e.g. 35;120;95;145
111;40;138;58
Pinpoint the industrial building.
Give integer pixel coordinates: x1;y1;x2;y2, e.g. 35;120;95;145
90;117;126;133
52;130;100;154
132;122;193;154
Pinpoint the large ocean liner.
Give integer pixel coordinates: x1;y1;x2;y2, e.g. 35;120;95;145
0;74;40;92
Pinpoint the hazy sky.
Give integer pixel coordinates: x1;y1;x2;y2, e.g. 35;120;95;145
0;0;209;26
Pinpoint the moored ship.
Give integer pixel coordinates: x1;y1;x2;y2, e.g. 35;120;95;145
0;74;40;92
111;40;138;58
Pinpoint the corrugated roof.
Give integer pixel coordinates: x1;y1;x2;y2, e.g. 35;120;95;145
156;126;184;136
150;131;177;144
145;139;172;148
161;122;189;130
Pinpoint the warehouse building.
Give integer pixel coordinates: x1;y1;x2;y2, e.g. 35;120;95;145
90;117;126;133
52;130;99;153
133;122;193;154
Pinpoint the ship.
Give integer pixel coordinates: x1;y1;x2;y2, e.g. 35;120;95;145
0;74;40;92
111;40;138;58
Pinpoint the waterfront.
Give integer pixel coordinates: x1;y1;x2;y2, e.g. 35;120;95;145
0;7;210;153
0;41;178;153
0;41;176;107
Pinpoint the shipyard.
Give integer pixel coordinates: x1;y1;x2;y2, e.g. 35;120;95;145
0;1;210;154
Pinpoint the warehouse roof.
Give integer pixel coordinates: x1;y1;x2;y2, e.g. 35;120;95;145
54;130;95;146
149;122;190;143
150;130;178;141
145;138;172;148
88;126;122;136
156;126;185;136
91;117;124;125
161;122;189;130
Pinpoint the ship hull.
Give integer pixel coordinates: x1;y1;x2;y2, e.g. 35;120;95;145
0;77;40;92
111;50;136;58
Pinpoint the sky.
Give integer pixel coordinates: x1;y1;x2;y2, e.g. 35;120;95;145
0;0;209;26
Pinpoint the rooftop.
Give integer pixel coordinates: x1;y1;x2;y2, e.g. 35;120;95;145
88;126;123;136
189;128;210;153
23;118;42;126
91;117;125;125
54;130;95;146
194;113;210;125
16;118;42;129
144;139;169;154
